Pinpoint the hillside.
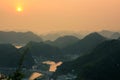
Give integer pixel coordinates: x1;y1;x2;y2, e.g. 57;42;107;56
46;35;80;48
52;40;120;80
0;44;20;68
0;31;42;45
62;32;107;55
20;41;64;62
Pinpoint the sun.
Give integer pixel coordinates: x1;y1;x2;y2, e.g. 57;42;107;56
17;7;23;12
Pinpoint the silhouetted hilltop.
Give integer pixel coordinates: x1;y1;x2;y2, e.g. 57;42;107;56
0;43;35;69
53;40;120;80
82;32;106;41
76;40;120;80
99;30;114;38
0;44;20;68
46;35;80;48
41;31;83;41
41;33;62;41
110;32;120;39
0;31;42;45
20;41;63;62
62;32;106;55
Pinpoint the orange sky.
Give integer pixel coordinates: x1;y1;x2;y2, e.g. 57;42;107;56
0;0;120;34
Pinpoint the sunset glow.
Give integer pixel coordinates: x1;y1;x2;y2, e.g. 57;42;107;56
16;7;23;12
0;0;120;34
0;1;120;80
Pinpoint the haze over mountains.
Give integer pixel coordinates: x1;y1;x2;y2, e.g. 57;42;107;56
0;30;120;44
40;31;85;41
45;36;80;49
0;31;108;68
0;30;120;79
99;30;120;39
41;30;120;41
0;31;43;46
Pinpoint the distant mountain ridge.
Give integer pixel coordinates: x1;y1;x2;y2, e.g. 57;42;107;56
40;31;84;41
62;32;107;55
0;31;114;73
99;30;115;38
0;31;43;45
110;32;120;39
99;30;120;39
45;35;80;48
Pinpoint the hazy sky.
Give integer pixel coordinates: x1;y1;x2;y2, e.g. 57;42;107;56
0;0;120;34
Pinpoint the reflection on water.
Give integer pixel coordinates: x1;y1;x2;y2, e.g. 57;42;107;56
29;61;62;80
29;72;43;80
43;61;63;72
15;45;23;48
